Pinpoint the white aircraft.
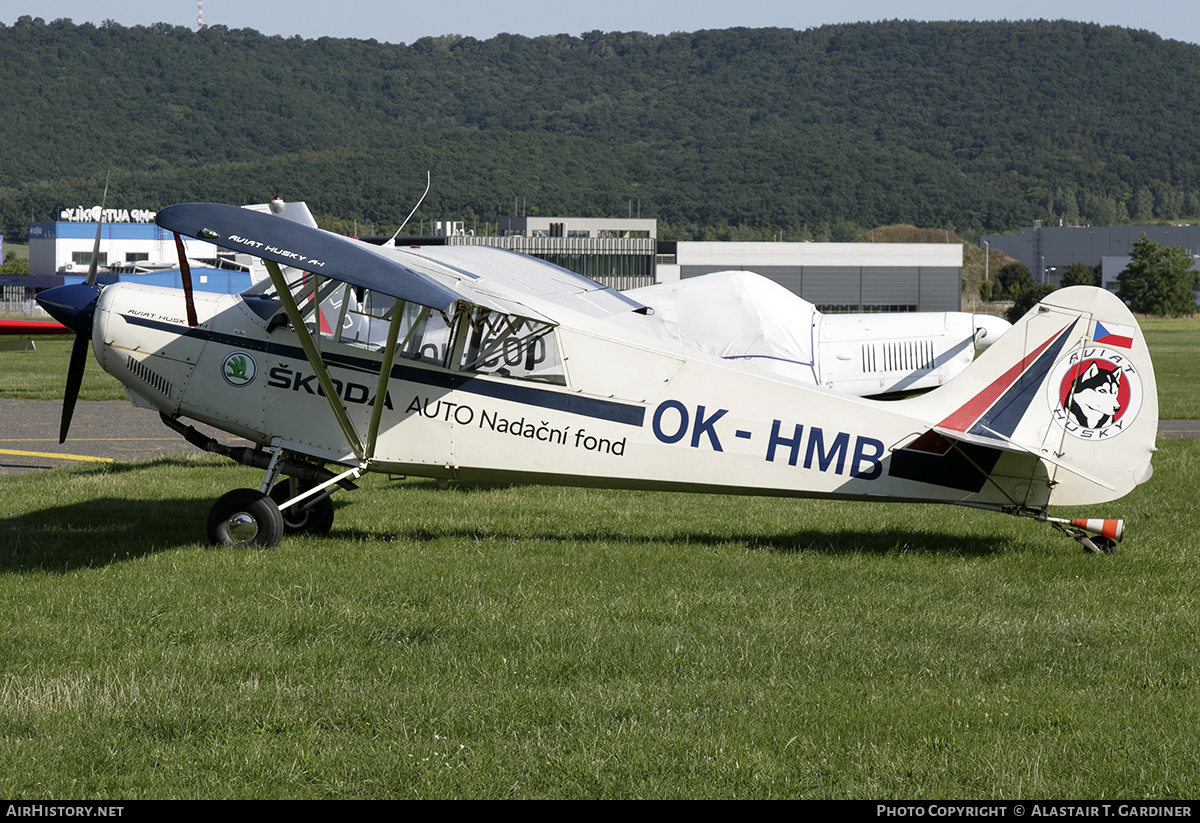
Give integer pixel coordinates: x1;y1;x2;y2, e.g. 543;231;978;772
612;270;1010;396
35;202;1157;553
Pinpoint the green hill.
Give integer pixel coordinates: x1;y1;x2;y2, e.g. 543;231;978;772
2;16;1199;240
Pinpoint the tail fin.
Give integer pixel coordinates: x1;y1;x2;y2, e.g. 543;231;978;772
895;286;1157;507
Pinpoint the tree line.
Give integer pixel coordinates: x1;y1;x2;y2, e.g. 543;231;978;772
2;17;1200;243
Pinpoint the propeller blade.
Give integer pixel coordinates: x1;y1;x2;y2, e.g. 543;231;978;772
86;171;111;286
59;331;90;443
37;281;103;444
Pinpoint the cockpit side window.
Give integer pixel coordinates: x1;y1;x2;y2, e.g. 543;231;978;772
456;307;565;385
241;268;342;335
395;302;454;366
319;288;454;367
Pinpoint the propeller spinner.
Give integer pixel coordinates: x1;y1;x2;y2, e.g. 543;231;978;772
36;282;102;443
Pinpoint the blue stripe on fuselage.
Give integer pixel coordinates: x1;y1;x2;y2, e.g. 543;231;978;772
121;314;645;426
967;320;1079;440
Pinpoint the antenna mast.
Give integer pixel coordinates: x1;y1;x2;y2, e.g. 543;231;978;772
197;1;205;30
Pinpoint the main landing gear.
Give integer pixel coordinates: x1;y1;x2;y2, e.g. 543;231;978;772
269;478;336;534
207;489;285;548
157;416;356;548
203;444;363;548
206;482;336;548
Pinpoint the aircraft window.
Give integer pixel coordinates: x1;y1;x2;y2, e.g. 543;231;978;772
242;269;343;334
319;286;393;348
395;302;454;366
306;278;348;337
316;289;454;366
456;308;565;385
243;277;522;376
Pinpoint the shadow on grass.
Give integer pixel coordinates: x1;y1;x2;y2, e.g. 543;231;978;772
0;457;239;572
751;527;1014;557
1;471;1017;573
0;495;213;572
380;479;1016;557
332;524;1013;558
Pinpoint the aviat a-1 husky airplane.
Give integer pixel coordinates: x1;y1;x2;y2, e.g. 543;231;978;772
35;202;1157;552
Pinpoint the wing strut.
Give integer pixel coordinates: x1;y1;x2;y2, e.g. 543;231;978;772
365;297;406;459
264;260;366;461
172;232;200;327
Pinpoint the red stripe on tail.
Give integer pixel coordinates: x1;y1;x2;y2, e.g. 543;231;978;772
938;323;1069;433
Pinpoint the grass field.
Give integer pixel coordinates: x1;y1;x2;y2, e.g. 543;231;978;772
1;450;1198;798
1139;316;1200;419
0;315;1197;798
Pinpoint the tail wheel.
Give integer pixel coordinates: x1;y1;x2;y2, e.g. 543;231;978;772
207;489;285;548
270;480;335;534
1080;535;1119;555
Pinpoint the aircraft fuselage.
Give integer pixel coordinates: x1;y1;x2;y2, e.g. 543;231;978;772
90;281;1050;509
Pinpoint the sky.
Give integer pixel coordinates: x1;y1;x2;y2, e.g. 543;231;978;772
3;0;1199;47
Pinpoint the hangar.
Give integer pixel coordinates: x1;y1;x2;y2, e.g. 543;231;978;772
485;217;962;312
981;222;1200;284
658;241;961;313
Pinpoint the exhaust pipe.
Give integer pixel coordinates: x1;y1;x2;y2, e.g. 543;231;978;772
159;413;358;489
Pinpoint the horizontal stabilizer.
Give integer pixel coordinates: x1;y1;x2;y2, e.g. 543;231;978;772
928;425;1116;491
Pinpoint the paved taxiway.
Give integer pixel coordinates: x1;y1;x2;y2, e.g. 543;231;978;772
0;398;251;473
1;397;1197;474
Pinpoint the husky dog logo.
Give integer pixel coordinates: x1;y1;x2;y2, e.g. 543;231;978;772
1065;361;1123;428
1046;346;1142;439
222;351;258;387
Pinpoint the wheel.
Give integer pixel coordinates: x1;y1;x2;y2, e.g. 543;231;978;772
1077;534;1119;555
207;488;285;548
270;479;335;534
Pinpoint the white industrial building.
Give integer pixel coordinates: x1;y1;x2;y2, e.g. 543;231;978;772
660;241;962;312
28;220;237;276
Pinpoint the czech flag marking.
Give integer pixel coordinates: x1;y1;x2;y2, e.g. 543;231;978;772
1093;321;1134;349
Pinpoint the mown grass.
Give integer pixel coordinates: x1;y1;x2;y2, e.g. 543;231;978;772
1139;315;1200;419
1;312;1197;798
0;336;126;402
1;443;1198;799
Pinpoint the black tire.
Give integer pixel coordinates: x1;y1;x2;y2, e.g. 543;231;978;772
269;480;335;534
207;488;285;548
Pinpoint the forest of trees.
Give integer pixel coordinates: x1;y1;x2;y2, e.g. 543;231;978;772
2;16;1199;241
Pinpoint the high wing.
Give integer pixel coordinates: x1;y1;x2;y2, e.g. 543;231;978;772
157;202;459;313
155;203;645;323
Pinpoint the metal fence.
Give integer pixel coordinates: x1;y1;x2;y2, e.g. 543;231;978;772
0;299;48;317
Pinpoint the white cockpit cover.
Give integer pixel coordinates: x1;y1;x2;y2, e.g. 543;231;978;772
608;271;819;383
